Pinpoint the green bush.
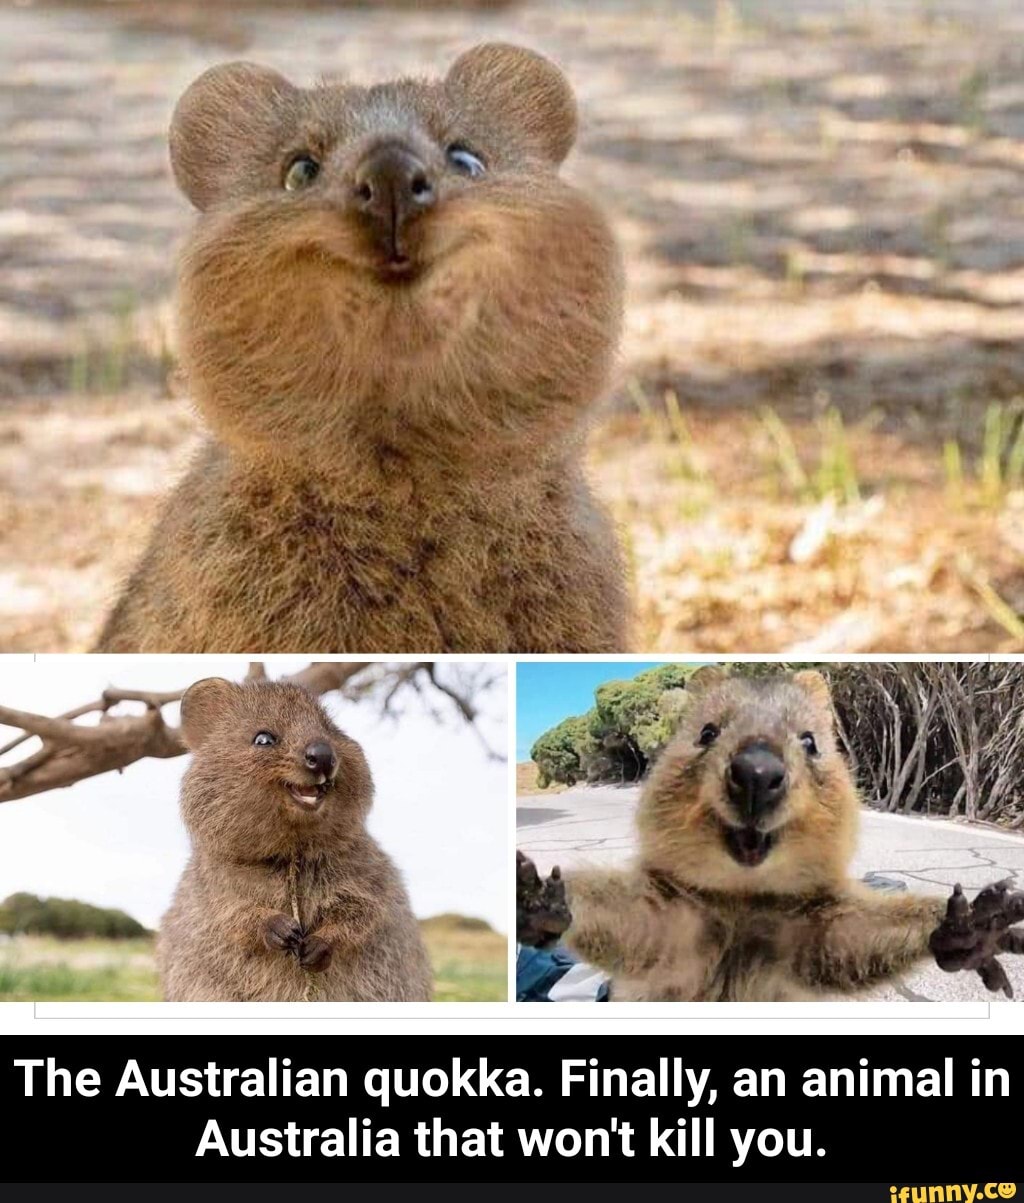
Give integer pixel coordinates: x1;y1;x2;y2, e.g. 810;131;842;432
530;714;592;787
530;665;696;787
592;664;692;760
0;893;150;940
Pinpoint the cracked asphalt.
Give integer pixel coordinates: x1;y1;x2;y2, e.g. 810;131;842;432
518;786;1024;1002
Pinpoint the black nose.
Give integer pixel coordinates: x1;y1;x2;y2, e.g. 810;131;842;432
726;743;788;820
353;143;435;258
304;742;336;778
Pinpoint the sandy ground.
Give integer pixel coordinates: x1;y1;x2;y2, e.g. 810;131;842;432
3;0;1024;650
517;784;1024;1001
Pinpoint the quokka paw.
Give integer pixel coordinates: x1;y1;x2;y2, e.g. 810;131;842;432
263;912;303;954
516;850;572;949
298;934;333;973
929;880;1024;999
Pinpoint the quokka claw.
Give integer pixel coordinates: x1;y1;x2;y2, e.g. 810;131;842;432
930;880;1024;997
263;912;303;953
517;851;572;948
298;935;333;973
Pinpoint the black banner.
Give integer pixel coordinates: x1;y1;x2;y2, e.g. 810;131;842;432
0;1036;1019;1184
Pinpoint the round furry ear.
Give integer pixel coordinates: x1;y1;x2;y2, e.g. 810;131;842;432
446;43;577;165
685;665;730;696
179;677;239;749
169;61;298;210
792;669;833;713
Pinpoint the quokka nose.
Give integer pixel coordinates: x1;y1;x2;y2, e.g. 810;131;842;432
304;742;336;778
352;143;435;251
726;743;788;820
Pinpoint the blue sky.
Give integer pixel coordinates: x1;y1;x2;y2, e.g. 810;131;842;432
516;661;667;761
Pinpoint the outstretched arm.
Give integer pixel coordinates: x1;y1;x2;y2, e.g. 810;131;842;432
517;853;704;983
792;880;1024;996
790;886;946;993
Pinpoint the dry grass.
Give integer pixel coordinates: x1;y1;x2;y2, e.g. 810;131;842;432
592;401;1024;653
3;0;1024;652
0;917;506;1001
419;913;508;1001
517;761;566;795
0;935;159;1001
516;761;540;794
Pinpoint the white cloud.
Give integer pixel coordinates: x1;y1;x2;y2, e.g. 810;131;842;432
0;657;508;933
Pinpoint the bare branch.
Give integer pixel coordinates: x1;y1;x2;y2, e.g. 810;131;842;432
0;709;183;802
828;662;1024;827
289;662;374;695
425;662;477;723
101;687;187;709
0;699;107;757
0;704;120;747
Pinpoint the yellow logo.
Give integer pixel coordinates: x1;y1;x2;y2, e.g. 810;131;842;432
890;1187;1016;1203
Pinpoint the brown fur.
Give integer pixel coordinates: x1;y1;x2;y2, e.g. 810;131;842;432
157;678;432;1001
96;44;626;653
563;670;946;1001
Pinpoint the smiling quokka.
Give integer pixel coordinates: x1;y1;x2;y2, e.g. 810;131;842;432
96;43;627;654
517;669;1024;1001
158;677;432;1001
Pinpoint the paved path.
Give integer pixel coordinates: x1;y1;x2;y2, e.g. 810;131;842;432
518;785;1024;1002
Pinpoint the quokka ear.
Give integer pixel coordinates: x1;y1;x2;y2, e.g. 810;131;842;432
792;669;834;714
685;665;730;697
179;677;240;749
446;43;578;165
169;61;298;210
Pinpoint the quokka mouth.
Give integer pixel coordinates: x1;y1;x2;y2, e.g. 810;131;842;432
721;823;777;869
381;253;416;277
372;252;431;285
282;780;331;813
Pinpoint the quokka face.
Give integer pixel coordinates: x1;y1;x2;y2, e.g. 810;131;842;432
179;679;373;860
170;43;623;466
638;670;860;895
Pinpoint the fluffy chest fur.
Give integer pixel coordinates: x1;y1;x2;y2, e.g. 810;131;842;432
610;886;833;1003
158;842;431;1002
100;441;625;652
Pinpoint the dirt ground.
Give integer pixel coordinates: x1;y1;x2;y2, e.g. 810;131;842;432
3;0;1024;651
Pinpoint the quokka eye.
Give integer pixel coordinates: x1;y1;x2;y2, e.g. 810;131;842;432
698;722;720;747
253;731;277;747
800;731;819;756
283;155;320;191
446;143;486;178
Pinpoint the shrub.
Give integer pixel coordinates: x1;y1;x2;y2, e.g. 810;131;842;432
531;665;694;787
530;714;593;787
0;893;150;940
